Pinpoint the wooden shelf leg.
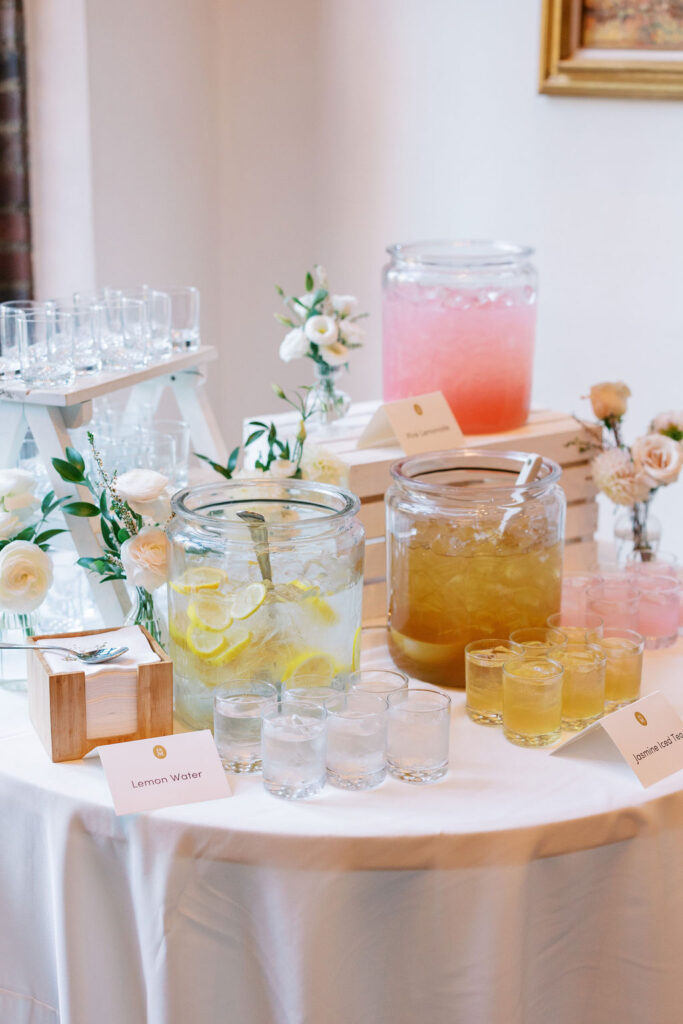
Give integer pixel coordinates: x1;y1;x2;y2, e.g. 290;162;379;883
24;403;131;624
170;367;228;464
0;401;27;468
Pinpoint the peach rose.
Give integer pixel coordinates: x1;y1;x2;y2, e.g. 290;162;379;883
632;433;683;487
592;448;652;506
120;526;169;591
589;382;631;421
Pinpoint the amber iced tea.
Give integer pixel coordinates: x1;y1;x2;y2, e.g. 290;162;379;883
502;658;563;747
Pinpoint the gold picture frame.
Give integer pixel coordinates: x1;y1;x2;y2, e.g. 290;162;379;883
540;0;683;99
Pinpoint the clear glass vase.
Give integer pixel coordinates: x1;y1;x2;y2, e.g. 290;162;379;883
614;504;661;565
125;586;168;650
308;363;351;427
0;610;37;691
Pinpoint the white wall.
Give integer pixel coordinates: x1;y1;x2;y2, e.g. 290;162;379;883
28;0;683;551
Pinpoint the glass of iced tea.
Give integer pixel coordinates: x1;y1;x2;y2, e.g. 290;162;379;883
386;450;565;689
465;639;522;725
502;657;564;747
547;611;604;644
509;626;568;656
599;628;644;711
556;642;606;730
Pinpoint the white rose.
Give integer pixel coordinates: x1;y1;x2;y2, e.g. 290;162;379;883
116;469;171;523
300;443;350;487
279;327;309;362
264;459;296;480
632;433;683;487
331;294;358;317
0;540;53;613
339;319;365;345
0;468;38;520
0;511;21;541
120;526;169;591
318;340;349;367
304;315;338;348
651;411;683;436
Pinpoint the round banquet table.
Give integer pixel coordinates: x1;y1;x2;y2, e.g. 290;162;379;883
2;644;683;1024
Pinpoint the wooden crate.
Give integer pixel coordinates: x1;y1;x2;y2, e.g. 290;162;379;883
244;404;598;623
27;626;173;763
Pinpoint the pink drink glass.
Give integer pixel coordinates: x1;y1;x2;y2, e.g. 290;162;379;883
382;241;537;434
587;580;640;631
561;573;599;616
635;574;681;650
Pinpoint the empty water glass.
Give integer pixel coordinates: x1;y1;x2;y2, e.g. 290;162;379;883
168;286;200;351
0;305;23;379
154;418;191;486
349;668;409;696
18;309;75;388
386;689;451;783
52;298;102;374
283;686;340;708
213;681;278;773
146;289;172;361
121;297;151;368
326;691;387;790
261;700;327;799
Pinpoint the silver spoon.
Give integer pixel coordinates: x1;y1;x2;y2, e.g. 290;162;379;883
0;642;129;665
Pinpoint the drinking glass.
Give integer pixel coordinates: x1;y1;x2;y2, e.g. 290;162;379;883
261;700;327;799
509;626;568;657
502;657;563;747
349;668;409;696
0;305;23;379
635;574;680;649
465;638;522;725
587;580;640;631
598;628;645;710
121;297;151;367
561;573;599;615
18;309;75;387
213;681;278;773
386;688;451;783
326;691;387;790
56;299;102;374
93;289;132;370
283;686;340;708
556;643;606;730
547;611;604;644
625;550;678;579
154;418;191;486
168;286;200;351
146;289;172;361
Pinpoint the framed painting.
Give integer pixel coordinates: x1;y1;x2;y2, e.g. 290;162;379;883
539;0;683;98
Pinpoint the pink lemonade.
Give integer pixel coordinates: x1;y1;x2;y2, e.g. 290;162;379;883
382;284;536;434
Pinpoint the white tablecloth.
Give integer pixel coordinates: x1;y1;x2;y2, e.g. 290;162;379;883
2;645;683;1024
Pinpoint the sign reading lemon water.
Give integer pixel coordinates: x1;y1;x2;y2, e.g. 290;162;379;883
552;692;683;787
357;391;464;455
99;731;231;814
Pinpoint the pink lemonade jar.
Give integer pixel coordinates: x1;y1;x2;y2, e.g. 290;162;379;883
382;241;537;434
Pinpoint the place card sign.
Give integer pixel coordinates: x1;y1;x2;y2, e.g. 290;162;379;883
357;391;464;455
99;730;231;814
552;692;683;788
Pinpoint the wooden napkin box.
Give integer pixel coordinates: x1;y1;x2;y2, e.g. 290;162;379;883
27;626;173;763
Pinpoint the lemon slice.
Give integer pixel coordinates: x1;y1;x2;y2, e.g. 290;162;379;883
282;650;338;687
304;594;338;624
207;626;252;666
351;627;361;671
231;582;267;620
290;579;315;593
188;593;233;632
170;567;228;595
186;625;227;659
169;616;189;648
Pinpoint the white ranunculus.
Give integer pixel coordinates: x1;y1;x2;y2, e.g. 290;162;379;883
120;526;169;591
331;294;358;317
304;315;338;348
0;511;21;541
279;327;309;362
0;468;38;521
632;433;683;487
116;469;171;523
318;340;349;367
265;459;296;480
0;540;53;613
339;319;365;345
300;443;350;487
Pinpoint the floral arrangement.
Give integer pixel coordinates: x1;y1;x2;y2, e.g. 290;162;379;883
276;265;366;423
0;469;69;617
579;382;683;554
52;440;170;644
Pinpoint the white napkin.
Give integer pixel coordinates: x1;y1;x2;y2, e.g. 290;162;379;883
41;626;160;740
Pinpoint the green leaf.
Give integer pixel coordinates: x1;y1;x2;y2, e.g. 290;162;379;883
194;453;234;481
41;490;55;515
245;429;266;446
77;556;101;569
267;423;277;443
248;421;267;429
99;490;111;520
62;501;100;517
52;458;84;483
100;518;117;551
305;271;314;291
274;314;296;328
227;446;240;474
99;574;124;582
275;284;285;296
33;528;66;546
117;528;131;543
13;527;35;542
65;447;85;473
311;288;328;308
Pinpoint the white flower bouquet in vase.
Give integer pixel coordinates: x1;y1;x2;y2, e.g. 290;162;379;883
276;265;366;427
577;383;683;562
